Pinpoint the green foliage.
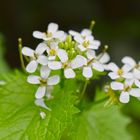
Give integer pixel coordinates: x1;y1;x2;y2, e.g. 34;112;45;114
0;71;79;140
0;34;9;73
66;102;131;140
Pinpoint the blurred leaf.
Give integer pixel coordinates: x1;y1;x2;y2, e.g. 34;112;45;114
0;34;9;73
0;71;79;140
66;101;131;140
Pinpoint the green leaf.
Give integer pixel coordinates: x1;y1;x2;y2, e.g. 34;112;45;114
67;102;131;140
0;34;9;73
0;71;79;140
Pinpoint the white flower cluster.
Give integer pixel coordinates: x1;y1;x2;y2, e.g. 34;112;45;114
22;22;110;100
107;56;140;103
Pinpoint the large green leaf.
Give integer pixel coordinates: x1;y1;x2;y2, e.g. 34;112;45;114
67;100;132;140
0;71;79;140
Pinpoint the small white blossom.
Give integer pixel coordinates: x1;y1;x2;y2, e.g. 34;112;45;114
33;23;66;41
27;66;60;99
48;49;87;78
69;29;100;52
22;43;48;73
111;81;140;103
40;111;46;119
82;50;110;78
108;62;132;80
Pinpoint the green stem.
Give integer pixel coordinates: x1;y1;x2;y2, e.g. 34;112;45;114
89;20;95;31
80;80;89;100
18;38;26;73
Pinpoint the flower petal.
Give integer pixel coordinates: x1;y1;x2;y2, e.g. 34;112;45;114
53;31;65;40
107;62;118;72
135;80;140;88
77;45;86;52
81;29;92;36
111;82;123;90
98;53;110;64
123;72;133;79
69;30;79;36
129;88;140;97
47;75;60;85
122;64;133;72
86;50;96;60
64;68;75;79
27;75;40;84
119;91;130;103
90;40;101;49
122;56;136;67
26;60;38;73
71;55;87;69
35;43;47;55
83;66;93;78
37;55;48;65
48;23;58;33
40;66;51;79
108;72;119;79
57;49;68;62
92;62;104;72
35;99;51;110
74;35;83;43
35;86;46;99
48;61;62;70
33;31;46;39
22;47;34;57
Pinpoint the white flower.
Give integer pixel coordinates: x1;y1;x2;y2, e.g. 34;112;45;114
69;29;100;52
48;49;87;78
122;56;140;70
111;81;140;103
27;66;60;99
108;62;132;80
22;43;48;73
82;50;110;78
33;23;66;41
125;69;140;88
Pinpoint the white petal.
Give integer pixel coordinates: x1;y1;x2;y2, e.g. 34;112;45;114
35;43;47;55
40;111;47;119
47;75;60;85
90;40;101;49
122;56;136;67
81;29;92;36
123;72;133;79
111;82;124;90
35;86;46;99
64;68;76;79
99;53;110;64
129;88;140;97
92;62;104;72
22;47;34;57
77;45;86;52
48;61;62;70
85;36;94;41
83;66;93;78
48;23;58;33
133;69;140;79
119;91;130;103
57;49;68;62
125;79;134;87
40;66;51;79
122;64;133;72
35;99;51;110
107;62;118;72
53;31;65;40
48;56;56;60
74;35;83;43
71;55;87;69
33;31;46;39
37;55;48;65
108;72;119;79
27;75;40;84
26;60;38;73
86;50;96;60
69;30;79;36
135;80;140;88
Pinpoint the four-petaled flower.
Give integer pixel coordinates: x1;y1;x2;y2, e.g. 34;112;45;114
27;66;60;99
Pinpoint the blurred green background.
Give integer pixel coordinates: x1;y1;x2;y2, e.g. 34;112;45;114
0;0;140;68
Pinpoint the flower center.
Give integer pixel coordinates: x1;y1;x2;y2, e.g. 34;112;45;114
82;40;89;48
44;32;53;38
34;53;39;60
62;61;69;68
39;78;47;85
124;86;131;92
117;69;123;76
49;49;56;56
